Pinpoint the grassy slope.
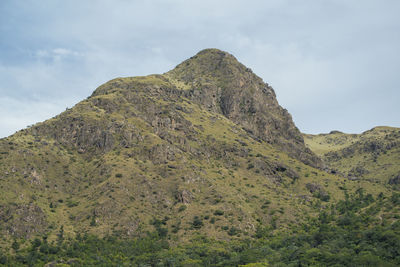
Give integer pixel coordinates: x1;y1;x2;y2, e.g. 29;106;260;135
304;127;400;184
0;75;390;250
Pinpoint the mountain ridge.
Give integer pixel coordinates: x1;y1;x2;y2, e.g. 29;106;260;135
304;126;400;186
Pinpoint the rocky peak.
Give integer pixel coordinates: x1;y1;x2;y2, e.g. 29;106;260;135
167;48;277;103
167;49;323;168
169;49;258;81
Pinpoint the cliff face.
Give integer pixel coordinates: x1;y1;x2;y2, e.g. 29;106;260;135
0;49;340;241
166;49;323;168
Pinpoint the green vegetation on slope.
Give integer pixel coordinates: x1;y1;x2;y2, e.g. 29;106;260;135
304;127;400;186
1;191;399;266
0;49;358;245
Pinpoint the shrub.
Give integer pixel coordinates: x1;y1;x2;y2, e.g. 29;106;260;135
214;210;224;216
227;227;240;236
178;205;187;212
192;216;203;229
247;163;254;169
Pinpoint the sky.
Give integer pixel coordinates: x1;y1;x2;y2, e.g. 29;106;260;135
1;0;399;138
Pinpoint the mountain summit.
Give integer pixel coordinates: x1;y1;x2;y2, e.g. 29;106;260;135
167;49;322;167
92;48;322;167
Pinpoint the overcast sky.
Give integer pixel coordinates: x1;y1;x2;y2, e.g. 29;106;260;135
1;0;399;138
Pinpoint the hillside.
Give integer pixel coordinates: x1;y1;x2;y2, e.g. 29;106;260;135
304;126;400;187
0;49;398;266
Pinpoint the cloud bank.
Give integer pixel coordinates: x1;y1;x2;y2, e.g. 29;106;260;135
1;0;399;137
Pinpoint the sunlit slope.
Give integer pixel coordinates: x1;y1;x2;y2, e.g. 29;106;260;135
0;49;389;245
304;127;400;186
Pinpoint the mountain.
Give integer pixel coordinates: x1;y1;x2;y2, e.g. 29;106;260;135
0;49;391;251
304;126;400;187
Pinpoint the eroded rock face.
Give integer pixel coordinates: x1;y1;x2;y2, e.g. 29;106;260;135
168;49;323;168
0;203;47;238
306;183;329;200
176;190;193;204
31;116;115;153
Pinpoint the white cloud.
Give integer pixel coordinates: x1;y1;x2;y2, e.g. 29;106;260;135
0;96;73;138
35;48;82;62
0;0;399;137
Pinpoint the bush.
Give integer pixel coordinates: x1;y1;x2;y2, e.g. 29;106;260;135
192;216;203;229
178;205;187;212
228;227;240;236
66;199;79;207
214;210;224;216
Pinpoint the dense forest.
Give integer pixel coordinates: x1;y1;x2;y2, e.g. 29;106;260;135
1;191;399;266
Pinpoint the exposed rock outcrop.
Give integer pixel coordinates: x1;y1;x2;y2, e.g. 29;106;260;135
167;49;323;168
